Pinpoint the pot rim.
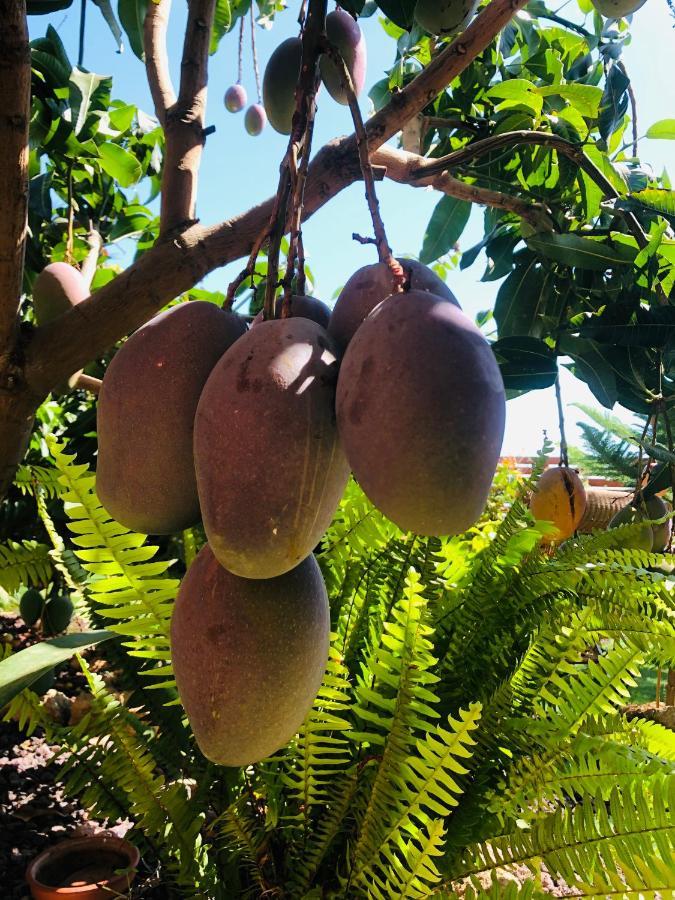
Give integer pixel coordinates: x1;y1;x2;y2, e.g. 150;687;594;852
25;834;140;895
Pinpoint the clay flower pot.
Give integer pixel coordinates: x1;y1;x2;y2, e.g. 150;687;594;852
25;835;140;900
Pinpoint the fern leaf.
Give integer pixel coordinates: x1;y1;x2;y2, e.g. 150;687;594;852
0;540;52;594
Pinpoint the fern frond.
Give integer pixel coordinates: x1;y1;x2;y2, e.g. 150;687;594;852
367;818;446;900
14;463;62;498
283;636;352;823
0;540;52;594
455;775;675;896
48;440;178;685
349;568;441;879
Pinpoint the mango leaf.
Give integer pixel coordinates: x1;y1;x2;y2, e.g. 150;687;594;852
598;64;629;144
581;306;675;350
492;336;558;390
118;0;149;60
0;631;115;709
646;119;675;140
27;0;74;14
558;335;618;408
526;233;634;270
210;0;232;55
420;196;471;264
338;0;367;13
539;83;602;118
494;258;550;338
91;0;124;53
69;68;110;136
375;0;416;29
98;142;143;187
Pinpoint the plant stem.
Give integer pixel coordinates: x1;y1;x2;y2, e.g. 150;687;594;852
554;373;569;468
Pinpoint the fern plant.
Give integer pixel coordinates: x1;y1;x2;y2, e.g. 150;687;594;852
2;443;675;898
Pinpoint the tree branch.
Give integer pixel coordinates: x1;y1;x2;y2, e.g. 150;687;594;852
412;129;653;249
0;0;30;356
159;0;216;233
372;145;555;233
144;0;176;127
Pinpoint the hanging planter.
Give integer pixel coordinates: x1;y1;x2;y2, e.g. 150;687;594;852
25;835;140;900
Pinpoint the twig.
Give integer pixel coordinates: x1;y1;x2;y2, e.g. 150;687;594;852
143;0;177;128
617;62;639;158
78;0;87;67
554;374;569;468
251;6;262;102
322;42;404;290
73;373;102;395
536;9;592;36
66;162;75;264
373;145;555;233
237;14;245;85
411;130;658;257
263;0;327;321
0;0;30;355
80;226;103;290
282;113;318;307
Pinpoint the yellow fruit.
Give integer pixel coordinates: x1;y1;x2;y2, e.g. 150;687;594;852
529;467;587;541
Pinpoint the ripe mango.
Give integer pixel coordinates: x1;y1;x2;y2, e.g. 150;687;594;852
33;262;89;325
263;37;301;134
608;505;654;551
252;294;331;330
415;0;479;35
97;302;246;534
171;545;329;766
33;262;90;389
194;318;350;578
336;291;505;536
327;259;460;353
529;467;587;542
320;9;367;105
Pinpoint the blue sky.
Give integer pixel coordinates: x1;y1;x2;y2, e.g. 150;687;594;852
32;1;675;454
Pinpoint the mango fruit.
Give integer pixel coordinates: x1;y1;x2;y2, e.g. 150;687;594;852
263;37;301;134
225;84;247;113
97;302;246;534
328;259;460;353
320;9;367;105
194;317;350;578
171;545;329;766
591;0;647;16
608;504;655;551
336;291;505;536
529;467;587;542
252;294;331;330
245;103;267;136
415;0;479;35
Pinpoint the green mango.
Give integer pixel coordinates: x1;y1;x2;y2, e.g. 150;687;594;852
608;505;654;551
20;589;44;627
42;595;74;636
591;0;647;17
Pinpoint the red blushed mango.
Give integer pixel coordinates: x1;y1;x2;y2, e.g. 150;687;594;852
336;290;505;536
251;294;331;330
96;301;246;534
529;467;587;542
194;317;350;579
33;262;90;390
328;259;460;353
171;545;329;766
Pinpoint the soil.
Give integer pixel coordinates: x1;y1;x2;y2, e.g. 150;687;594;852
0;614;166;899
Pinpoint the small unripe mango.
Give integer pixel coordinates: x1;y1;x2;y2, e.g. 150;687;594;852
225;83;247;113
608;505;654;551
42;595;74;636
415;0;479;35
529;467;587;542
641;495;671;552
591;0;647;16
245;103;267;136
20;588;44;627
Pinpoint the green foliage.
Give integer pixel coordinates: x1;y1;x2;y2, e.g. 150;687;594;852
3;447;675;897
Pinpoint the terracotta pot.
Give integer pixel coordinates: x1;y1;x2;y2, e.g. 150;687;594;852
25;835;140;900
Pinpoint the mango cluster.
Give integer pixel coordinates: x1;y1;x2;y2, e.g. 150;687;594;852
91;258;506;766
263;9;367;135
